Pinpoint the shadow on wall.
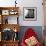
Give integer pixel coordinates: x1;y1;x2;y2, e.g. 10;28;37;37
18;26;43;44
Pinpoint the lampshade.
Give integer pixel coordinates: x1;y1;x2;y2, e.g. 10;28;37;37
13;28;17;32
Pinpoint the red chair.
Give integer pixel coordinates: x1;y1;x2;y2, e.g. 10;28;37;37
21;28;41;46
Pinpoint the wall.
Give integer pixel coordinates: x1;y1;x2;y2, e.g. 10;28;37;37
18;26;43;44
18;0;44;26
0;0;44;26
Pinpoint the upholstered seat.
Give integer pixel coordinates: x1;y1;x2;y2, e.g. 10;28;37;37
21;28;41;46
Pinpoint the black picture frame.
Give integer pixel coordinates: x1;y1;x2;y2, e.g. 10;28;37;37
23;7;37;21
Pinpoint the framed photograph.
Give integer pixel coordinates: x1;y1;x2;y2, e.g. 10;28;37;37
23;7;37;21
9;10;18;15
2;10;9;15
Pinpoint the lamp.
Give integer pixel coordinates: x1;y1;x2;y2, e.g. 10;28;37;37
14;28;17;32
15;0;17;7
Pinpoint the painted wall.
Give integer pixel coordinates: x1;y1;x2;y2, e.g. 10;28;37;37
0;0;44;26
18;0;44;26
18;26;43;44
